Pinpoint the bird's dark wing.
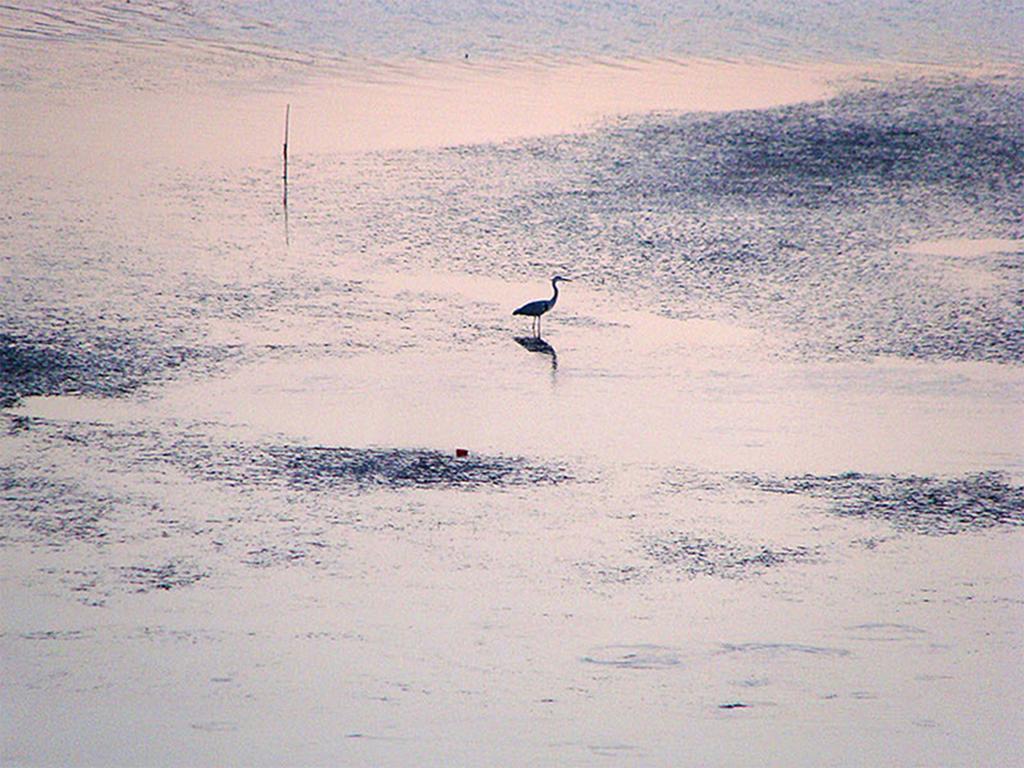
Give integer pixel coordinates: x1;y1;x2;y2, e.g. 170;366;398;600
512;299;550;316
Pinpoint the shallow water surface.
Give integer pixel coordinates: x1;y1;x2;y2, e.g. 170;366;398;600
2;8;1023;767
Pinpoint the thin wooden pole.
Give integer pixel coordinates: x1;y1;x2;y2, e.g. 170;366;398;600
283;103;290;207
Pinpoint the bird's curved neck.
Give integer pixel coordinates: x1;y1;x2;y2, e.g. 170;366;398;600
550;280;559;307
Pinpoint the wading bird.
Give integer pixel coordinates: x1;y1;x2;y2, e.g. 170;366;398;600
513;275;571;337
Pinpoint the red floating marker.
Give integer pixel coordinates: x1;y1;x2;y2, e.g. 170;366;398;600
455;448;469;458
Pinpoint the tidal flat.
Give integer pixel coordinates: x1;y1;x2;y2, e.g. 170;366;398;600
2;3;1023;765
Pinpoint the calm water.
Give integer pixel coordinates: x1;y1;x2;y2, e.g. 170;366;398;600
4;0;1024;63
2;3;1023;766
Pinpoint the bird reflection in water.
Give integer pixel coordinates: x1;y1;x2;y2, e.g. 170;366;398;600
514;336;558;371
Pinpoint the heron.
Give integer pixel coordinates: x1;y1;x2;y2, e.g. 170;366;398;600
512;275;571;337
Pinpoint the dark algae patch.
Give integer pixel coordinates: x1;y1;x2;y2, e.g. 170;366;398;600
580;528;818;585
1;416;579;604
264;444;574;491
131;432;577;493
582;78;1024;362
118;561;207;592
745;471;1024;535
16;418;577;496
0;467;115;546
1;334;84;408
0;331;228;407
642;534;817;578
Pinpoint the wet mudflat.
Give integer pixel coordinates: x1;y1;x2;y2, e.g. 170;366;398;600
4;270;1022;765
2;11;1024;766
